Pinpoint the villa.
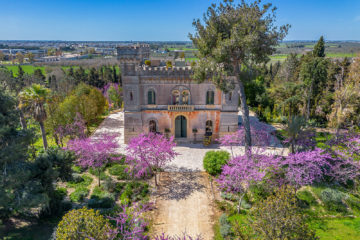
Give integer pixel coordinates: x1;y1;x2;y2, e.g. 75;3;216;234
118;44;239;143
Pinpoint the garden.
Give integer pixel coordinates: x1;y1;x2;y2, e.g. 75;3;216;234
204;125;360;240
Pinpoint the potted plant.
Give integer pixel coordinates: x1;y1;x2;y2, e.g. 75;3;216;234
164;128;170;139
192;128;198;143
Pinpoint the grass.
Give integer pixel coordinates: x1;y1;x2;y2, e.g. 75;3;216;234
168;47;198;51
312;218;360;240
5;65;45;77
185;57;199;62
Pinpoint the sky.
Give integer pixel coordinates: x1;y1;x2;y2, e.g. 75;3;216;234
0;0;360;41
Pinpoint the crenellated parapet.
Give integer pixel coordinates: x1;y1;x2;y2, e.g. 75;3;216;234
136;66;193;78
117;44;150;62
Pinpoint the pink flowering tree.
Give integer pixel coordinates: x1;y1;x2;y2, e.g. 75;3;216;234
55;112;87;146
126;132;178;186
217;153;280;212
66;133;120;186
283;148;333;187
323;133;360;184
218;119;278;158
107;202;153;240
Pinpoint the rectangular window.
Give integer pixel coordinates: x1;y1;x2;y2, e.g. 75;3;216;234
206;91;214;105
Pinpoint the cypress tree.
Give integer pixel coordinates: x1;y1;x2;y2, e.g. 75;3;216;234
313;36;325;58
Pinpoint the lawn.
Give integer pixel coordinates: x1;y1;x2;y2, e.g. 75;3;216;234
5;65;45;77
185;57;199;62
313;218;360;240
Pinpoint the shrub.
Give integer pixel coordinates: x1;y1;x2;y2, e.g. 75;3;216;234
103;177;117;193
320;188;348;213
296;188;317;206
69;186;89;202
88;186;115;209
56;207;112;240
115;182;127;193
36;147;76;181
55;187;67;201
120;181;149;204
203;150;230;176
109;164;130;180
219;213;232;239
67;174;93;188
249;185;317;240
145;60;151;66
71;165;83;173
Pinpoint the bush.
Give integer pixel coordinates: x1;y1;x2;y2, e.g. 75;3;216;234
219;213;232;239
36;147;76;181
72;165;83;173
120;181;149;204
69;186;89;202
248;182;272;202
109;164;130;180
249;185;317;239
320;188;348;213
115;182;127;193
103;177;117;193
56;207;112;240
55;187;67;201
297;188;317;206
88;186;115;208
67;174;93;188
203;150;230;176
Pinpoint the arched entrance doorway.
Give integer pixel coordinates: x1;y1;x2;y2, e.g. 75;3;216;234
149;120;157;133
175;115;187;138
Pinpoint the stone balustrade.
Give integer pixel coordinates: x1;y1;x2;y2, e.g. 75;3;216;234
168;105;194;112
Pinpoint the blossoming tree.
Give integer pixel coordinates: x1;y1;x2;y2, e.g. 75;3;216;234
126;132;178;186
66;133;119;186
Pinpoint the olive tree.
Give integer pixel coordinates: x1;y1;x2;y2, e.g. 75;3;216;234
189;0;289;153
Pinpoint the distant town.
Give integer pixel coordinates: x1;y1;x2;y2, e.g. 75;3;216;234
1;40;359;66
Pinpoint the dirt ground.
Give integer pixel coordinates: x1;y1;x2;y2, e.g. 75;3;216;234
151;172;216;240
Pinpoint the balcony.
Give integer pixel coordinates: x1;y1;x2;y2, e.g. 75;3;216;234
168;105;194;112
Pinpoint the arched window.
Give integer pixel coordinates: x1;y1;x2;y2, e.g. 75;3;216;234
172;90;180;105
130;92;133;101
147;89;156;105
182;90;190;105
206;91;215;105
149;120;157;133
206;120;213;134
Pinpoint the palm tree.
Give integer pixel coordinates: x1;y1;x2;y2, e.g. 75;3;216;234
19;84;51;149
286;115;305;154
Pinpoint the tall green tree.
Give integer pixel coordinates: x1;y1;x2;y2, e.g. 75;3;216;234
271;53;302;119
299;38;328;120
189;0;289;152
19;84;51;149
313;36;325;58
0;68;28;129
0;89;35;220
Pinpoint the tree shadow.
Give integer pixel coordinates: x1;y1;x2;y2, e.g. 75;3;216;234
156;171;206;201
